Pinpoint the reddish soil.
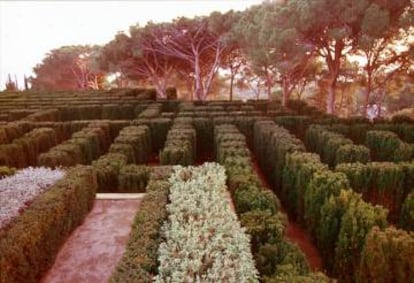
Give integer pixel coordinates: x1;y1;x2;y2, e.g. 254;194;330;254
40;199;141;283
251;157;323;272
147;153;160;166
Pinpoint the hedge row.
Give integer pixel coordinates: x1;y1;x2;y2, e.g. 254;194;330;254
160;122;196;166
0;122;29;144
336;161;414;224
38;122;111;167
0;166;97;283
155;163;258;282
92;153;128;192
137;103;162;119
253;120;393;282
24;109;60;122
366;130;413;162
110;167;171;282
305;125;371;168
109;125;151;164
214;124;330;282
359;227;414;282
0;127;58;168
327;122;414;145
132;118;172;154
254;121;305;189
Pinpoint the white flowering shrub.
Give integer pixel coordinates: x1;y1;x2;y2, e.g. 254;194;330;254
0;167;65;230
155;162;259;283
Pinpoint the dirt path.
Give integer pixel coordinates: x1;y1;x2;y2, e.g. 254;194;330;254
251;157;323;272
40;199;142;283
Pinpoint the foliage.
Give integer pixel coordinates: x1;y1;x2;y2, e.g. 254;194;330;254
400;192;414;231
358;227;414;283
334;194;388;282
117;165;150;193
366;130;413;162
0;166;97;283
110;172;170;282
32;45;105;91
155;163;258;282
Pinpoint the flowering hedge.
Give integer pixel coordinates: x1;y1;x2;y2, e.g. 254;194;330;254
155;163;259;282
0;167;65;230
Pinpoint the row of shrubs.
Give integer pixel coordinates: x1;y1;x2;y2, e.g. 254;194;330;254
110;166;171;282
93;154;150;193
366;130;414;162
0;166;97;283
327;122;414;144
336;161;414;226
38;122;111;167
0;127;59;168
253;120;414;282
214;124;330;282
108;125;151;164
160;121;196;166
305;125;371;168
0;122;29;144
132;117;172;154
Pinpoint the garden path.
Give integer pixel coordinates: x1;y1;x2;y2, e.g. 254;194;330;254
40;198;143;283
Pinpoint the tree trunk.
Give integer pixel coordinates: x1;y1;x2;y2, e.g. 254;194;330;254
364;73;372;117
282;77;290;107
229;73;234;101
327;79;336;114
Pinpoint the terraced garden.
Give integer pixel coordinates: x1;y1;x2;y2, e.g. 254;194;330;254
0;89;413;283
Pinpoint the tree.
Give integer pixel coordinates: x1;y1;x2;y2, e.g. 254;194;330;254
285;0;411;114
357;2;414;116
4;74;18;91
233;2;314;105
143;15;232;100
31;45;105;91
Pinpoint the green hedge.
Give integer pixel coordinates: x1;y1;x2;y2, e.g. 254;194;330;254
117;165;150;193
110;170;169;282
366;130;413;162
358;226;414;283
336;162;405;222
305;125;370;168
0;166;15;178
0;166;97;283
282;152;327;221
400;192;414;231
334;193;388;282
38;123;110;167
92;153;128;192
160;123;196;166
214;124;318;281
274;116;311;140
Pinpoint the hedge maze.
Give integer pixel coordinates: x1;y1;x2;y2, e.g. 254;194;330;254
0;89;413;282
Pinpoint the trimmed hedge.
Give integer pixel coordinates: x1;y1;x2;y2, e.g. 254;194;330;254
0;166;97;283
400;192;414;231
366;130;413;162
336;162;406;222
160;123;196;166
359;226;414;283
214;124;320;281
112;125;151;164
92;153;128;193
117;165;150;193
305;125;370;168
38;123;110;167
0;127;58;168
334;192;388;282
110;168;170;282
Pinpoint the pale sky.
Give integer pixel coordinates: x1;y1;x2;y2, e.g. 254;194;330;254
0;0;262;90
